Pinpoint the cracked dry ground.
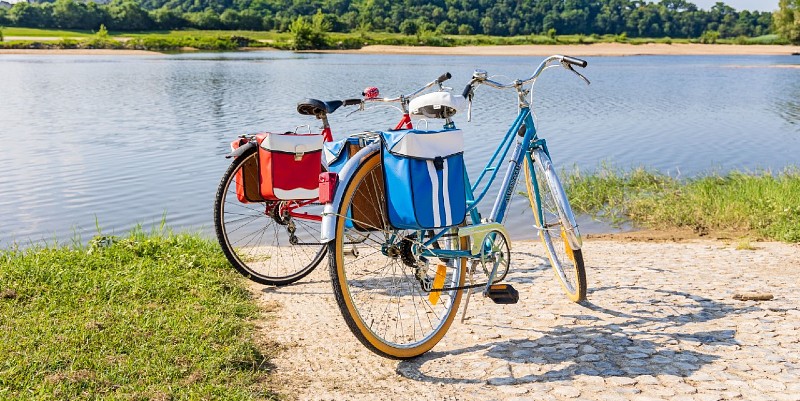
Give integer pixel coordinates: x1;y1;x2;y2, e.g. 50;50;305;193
250;239;800;401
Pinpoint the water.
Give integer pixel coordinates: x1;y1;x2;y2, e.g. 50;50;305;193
1;51;798;246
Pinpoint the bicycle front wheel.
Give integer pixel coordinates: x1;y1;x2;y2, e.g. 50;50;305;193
524;148;587;302
214;146;326;286
328;152;466;359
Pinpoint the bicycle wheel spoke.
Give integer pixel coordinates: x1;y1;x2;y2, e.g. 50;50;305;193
214;148;326;285
329;153;464;358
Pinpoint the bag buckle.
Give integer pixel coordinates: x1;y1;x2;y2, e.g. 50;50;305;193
294;144;306;161
433;156;444;171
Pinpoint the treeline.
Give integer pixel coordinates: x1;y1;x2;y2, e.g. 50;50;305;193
0;0;774;39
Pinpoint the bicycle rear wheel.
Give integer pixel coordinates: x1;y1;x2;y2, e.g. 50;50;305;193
524;148;587;302
214;146;326;286
328;152;466;359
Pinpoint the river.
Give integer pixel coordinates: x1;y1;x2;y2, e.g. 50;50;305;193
0;51;798;246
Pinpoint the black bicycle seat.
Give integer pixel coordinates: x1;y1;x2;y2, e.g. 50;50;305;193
297;99;343;116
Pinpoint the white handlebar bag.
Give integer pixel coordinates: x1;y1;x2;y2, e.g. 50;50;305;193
381;129;467;230
409;92;467;119
256;132;323;200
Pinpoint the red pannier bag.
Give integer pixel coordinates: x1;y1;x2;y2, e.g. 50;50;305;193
231;138;265;203
256;132;324;200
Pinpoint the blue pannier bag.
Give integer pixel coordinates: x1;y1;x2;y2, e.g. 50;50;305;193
323;132;381;173
381;129;467;230
323;138;349;173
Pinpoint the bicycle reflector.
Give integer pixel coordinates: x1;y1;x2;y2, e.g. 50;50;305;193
319;172;338;203
362;86;379;99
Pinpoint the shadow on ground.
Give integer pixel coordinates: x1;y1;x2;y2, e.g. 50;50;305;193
397;277;760;385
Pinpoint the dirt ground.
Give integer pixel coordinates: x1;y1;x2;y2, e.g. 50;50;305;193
251;237;800;401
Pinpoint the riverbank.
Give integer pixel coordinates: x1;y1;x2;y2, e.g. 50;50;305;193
2;42;799;56
328;42;800;56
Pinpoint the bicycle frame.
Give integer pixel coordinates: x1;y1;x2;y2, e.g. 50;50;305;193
420;106;545;259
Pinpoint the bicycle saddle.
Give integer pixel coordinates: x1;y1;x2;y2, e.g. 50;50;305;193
297;99;343;116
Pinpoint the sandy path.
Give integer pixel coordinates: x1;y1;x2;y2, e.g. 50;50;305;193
252;239;800;401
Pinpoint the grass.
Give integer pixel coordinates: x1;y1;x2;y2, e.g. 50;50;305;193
564;165;800;242
1;27;792;51
1;27;95;38
0;227;279;400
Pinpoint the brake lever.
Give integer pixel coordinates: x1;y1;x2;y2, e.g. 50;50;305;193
565;63;591;85
345;103;365;118
467;93;473;122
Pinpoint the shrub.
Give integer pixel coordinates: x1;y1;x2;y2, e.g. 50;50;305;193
700;30;720;44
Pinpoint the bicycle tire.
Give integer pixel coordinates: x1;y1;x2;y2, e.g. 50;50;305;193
214;146;326;286
524;149;587;302
328;152;466;359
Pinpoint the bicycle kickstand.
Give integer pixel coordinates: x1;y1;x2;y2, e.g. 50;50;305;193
460;260;479;323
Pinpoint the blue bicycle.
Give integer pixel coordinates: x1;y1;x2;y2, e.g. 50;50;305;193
320;55;591;358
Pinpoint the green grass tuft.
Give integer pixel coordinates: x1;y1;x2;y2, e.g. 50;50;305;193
0;228;278;400
565;165;800;242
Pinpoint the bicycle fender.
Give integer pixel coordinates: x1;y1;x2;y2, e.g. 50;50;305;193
226;141;256;159
320;142;381;243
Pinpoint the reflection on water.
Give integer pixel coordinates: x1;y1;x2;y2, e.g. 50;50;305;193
0;52;798;246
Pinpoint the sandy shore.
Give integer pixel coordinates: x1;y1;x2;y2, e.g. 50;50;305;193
1;42;799;56
334;43;800;57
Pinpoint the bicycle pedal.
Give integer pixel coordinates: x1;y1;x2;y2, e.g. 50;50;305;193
486;284;519;304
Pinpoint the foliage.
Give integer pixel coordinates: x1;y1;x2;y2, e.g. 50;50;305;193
700;29;720;43
0;229;279;399
289;10;329;50
0;32;254;51
565;165;800;242
774;0;800;44
0;0;777;40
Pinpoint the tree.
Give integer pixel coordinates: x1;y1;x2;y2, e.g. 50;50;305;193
151;7;187;30
399;20;417;35
775;0;800;44
9;2;51;28
107;1;154;31
51;0;86;29
290;16;314;49
289;11;329;50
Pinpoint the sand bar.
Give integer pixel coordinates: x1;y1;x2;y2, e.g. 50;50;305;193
333;42;800;57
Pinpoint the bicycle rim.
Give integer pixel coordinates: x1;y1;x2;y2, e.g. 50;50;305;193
329;152;465;359
525;151;587;302
214;147;326;286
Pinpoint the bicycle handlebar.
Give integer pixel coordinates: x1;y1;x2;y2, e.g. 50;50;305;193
463;55;589;98
436;72;452;84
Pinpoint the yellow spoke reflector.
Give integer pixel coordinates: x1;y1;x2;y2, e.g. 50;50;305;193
561;228;576;263
429;263;447;305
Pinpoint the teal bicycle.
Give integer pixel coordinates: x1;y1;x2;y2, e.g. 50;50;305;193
320;55;591;358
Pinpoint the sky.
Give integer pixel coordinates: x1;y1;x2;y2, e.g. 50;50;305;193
688;1;778;11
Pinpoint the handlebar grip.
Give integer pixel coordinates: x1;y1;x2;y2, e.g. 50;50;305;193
563;56;588;68
436;72;452;83
461;83;473;98
343;98;362;106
